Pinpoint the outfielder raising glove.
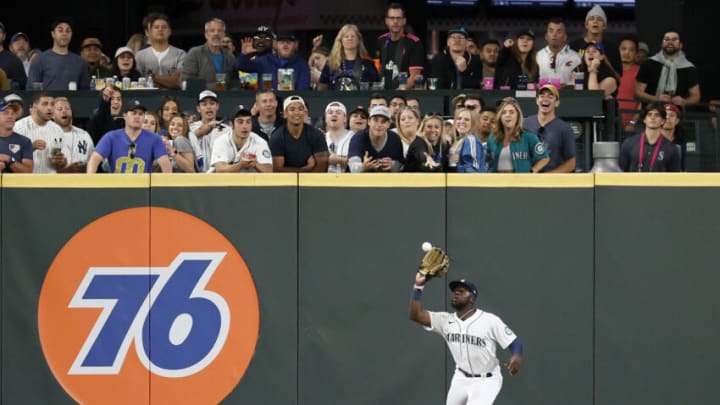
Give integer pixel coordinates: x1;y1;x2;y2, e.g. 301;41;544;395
419;247;449;278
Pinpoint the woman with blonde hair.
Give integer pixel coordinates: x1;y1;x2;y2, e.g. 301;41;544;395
164;115;196;172
448;108;485;172
395;107;430;172
318;24;379;90
418;114;449;171
486;98;549;173
142;111;162;134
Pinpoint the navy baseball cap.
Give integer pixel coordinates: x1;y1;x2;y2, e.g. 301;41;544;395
123;99;147;114
449;279;478;298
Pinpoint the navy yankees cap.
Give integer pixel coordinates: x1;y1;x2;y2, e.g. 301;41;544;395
449;279;478;298
123;99;147;114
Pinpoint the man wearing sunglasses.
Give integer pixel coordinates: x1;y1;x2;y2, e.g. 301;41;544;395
523;84;576;172
87;99;171;173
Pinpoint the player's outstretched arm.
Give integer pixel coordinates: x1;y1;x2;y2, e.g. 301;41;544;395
409;272;431;327
505;338;523;376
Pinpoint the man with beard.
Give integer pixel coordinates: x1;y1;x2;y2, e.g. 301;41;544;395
523;84;576;173
377;3;425;90
634;30;700;107
0;23;28;90
52;97;94;173
27;17;90;90
409;274;523;405
13;92;69;173
269;95;328;172
619;103;680;172
182;18;236;90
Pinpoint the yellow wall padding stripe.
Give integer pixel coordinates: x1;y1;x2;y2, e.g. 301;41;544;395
151;173;298;187
447;173;595;188
299;173;446;187
2;174;150;188
595;173;720;187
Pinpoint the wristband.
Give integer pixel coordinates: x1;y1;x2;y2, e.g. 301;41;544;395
411;288;423;301
413;283;425;291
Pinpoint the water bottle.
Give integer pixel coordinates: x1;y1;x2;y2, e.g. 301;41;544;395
122;77;131;90
517;73;528;90
90;75;97;91
147;71;154;89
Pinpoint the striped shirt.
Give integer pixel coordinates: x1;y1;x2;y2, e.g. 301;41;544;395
14;116;69;173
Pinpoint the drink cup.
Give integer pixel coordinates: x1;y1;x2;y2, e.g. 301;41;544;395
483;77;494;90
428;77;438;90
397;72;408;90
262;73;273;90
215;73;227;91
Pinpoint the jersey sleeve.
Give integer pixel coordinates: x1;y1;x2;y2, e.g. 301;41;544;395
254;138;273;165
488;313;517;350
425;311;451;336
210;136;233;166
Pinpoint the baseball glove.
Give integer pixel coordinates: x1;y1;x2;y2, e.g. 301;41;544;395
419;247;449;278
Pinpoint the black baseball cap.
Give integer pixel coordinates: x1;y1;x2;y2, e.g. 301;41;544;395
254;25;275;39
232;104;252;119
349;105;368;119
276;32;297;41
51;16;74;31
123;99;147;114
449;279;478;298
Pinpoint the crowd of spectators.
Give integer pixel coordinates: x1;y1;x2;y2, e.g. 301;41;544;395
0;3;711;173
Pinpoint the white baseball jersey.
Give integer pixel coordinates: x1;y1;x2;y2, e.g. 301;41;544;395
63;126;95;165
325;129;353;173
189;121;232;173
210;131;272;172
14;116;70;173
426;309;517;375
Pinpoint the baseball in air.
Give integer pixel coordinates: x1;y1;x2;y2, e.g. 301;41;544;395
422;242;432;252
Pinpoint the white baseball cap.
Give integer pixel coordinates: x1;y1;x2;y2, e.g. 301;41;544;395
325;101;346;115
114;46;134;58
369;105;391;119
198;90;218;103
283;95;306;111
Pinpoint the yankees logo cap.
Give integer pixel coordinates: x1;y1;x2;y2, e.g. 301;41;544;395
449;279;478;298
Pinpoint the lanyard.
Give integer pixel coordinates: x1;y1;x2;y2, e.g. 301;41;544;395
637;132;663;171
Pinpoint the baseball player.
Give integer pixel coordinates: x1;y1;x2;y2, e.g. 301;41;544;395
409;272;523;405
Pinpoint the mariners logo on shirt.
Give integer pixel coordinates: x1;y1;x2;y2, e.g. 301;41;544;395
262;149;271;159
505;326;514;336
9;144;20;153
534;142;546;155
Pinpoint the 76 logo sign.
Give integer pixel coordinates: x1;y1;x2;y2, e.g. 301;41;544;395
68;252;230;378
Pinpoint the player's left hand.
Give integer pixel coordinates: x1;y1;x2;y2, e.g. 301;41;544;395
505;354;522;376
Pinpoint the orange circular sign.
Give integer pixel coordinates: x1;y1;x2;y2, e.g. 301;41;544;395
38;207;259;405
